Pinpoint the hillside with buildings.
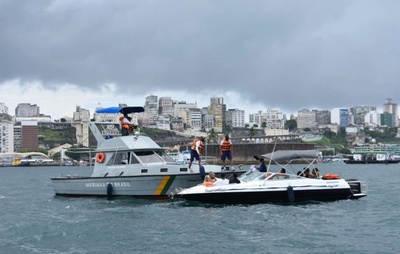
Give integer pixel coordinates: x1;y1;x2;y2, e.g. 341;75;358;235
1;97;400;156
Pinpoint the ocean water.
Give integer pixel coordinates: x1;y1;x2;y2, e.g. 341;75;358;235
0;163;399;254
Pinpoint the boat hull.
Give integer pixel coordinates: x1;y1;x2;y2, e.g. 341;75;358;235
179;188;353;205
176;178;367;205
51;171;241;198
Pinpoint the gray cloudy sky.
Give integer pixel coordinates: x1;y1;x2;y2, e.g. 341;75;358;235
1;0;399;119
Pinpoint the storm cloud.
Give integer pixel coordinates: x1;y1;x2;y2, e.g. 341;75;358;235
1;0;399;116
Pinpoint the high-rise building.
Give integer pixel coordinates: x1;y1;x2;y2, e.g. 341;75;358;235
383;98;398;127
144;95;158;126
173;101;198;124
264;109;286;129
0;113;14;152
381;113;394;127
21;120;38;149
189;108;202;131
350;105;376;125
226;109;245;128
249;111;263;126
158;97;174;117
364;111;380;127
0;102;8;114
314;110;331;125
297;109;317;129
208;97;225;132
15;103;40;117
72;106;90;147
331;108;349;127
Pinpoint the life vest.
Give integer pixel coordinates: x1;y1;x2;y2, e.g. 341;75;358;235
221;139;232;151
191;139;203;152
203;181;214;187
322;173;340;180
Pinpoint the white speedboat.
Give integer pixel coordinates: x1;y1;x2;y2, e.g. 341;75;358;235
51;106;245;198
176;150;367;204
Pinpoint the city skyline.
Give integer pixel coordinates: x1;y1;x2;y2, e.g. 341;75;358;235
1;1;400;120
1;96;397;126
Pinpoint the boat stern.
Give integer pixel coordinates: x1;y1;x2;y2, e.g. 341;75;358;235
346;179;367;199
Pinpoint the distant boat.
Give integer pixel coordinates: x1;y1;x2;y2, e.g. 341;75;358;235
344;159;399;164
344;152;400;164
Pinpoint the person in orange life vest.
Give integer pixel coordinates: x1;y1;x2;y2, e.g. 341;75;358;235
188;136;205;171
120;114;135;136
203;175;214;187
220;134;233;170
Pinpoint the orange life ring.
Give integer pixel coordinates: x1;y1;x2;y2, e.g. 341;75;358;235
322;173;340;180
96;152;105;163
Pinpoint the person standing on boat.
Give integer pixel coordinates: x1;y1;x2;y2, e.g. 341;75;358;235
188;136;205;172
120;114;135;136
220;134;234;170
256;158;267;172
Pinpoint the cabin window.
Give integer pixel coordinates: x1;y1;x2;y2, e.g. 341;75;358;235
160;168;168;172
180;168;189;172
134;151;163;164
130;154;140;164
141;169;148;173
106;152;131;165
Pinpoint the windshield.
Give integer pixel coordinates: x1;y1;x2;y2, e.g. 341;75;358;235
158;151;177;163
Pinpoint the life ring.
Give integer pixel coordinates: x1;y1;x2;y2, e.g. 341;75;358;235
96;152;105;163
322;173;340;180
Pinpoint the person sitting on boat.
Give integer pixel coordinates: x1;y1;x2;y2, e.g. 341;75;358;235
209;171;217;183
188;136;205;171
203;175;214;187
229;173;241;184
120;114;135;136
256;158;267;172
214;173;229;185
279;168;286;173
302;168;313;178
311;168;320;178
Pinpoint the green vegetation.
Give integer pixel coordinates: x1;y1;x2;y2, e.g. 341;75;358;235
206;128;219;144
39;127;76;148
284;119;297;132
17;148;49;154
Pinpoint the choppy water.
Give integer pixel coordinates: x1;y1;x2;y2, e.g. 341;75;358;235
1;163;399;254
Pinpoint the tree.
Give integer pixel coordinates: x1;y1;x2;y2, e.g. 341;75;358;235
249;127;256;139
323;130;336;139
285;119;297;131
261;122;267;128
206;128;219;144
